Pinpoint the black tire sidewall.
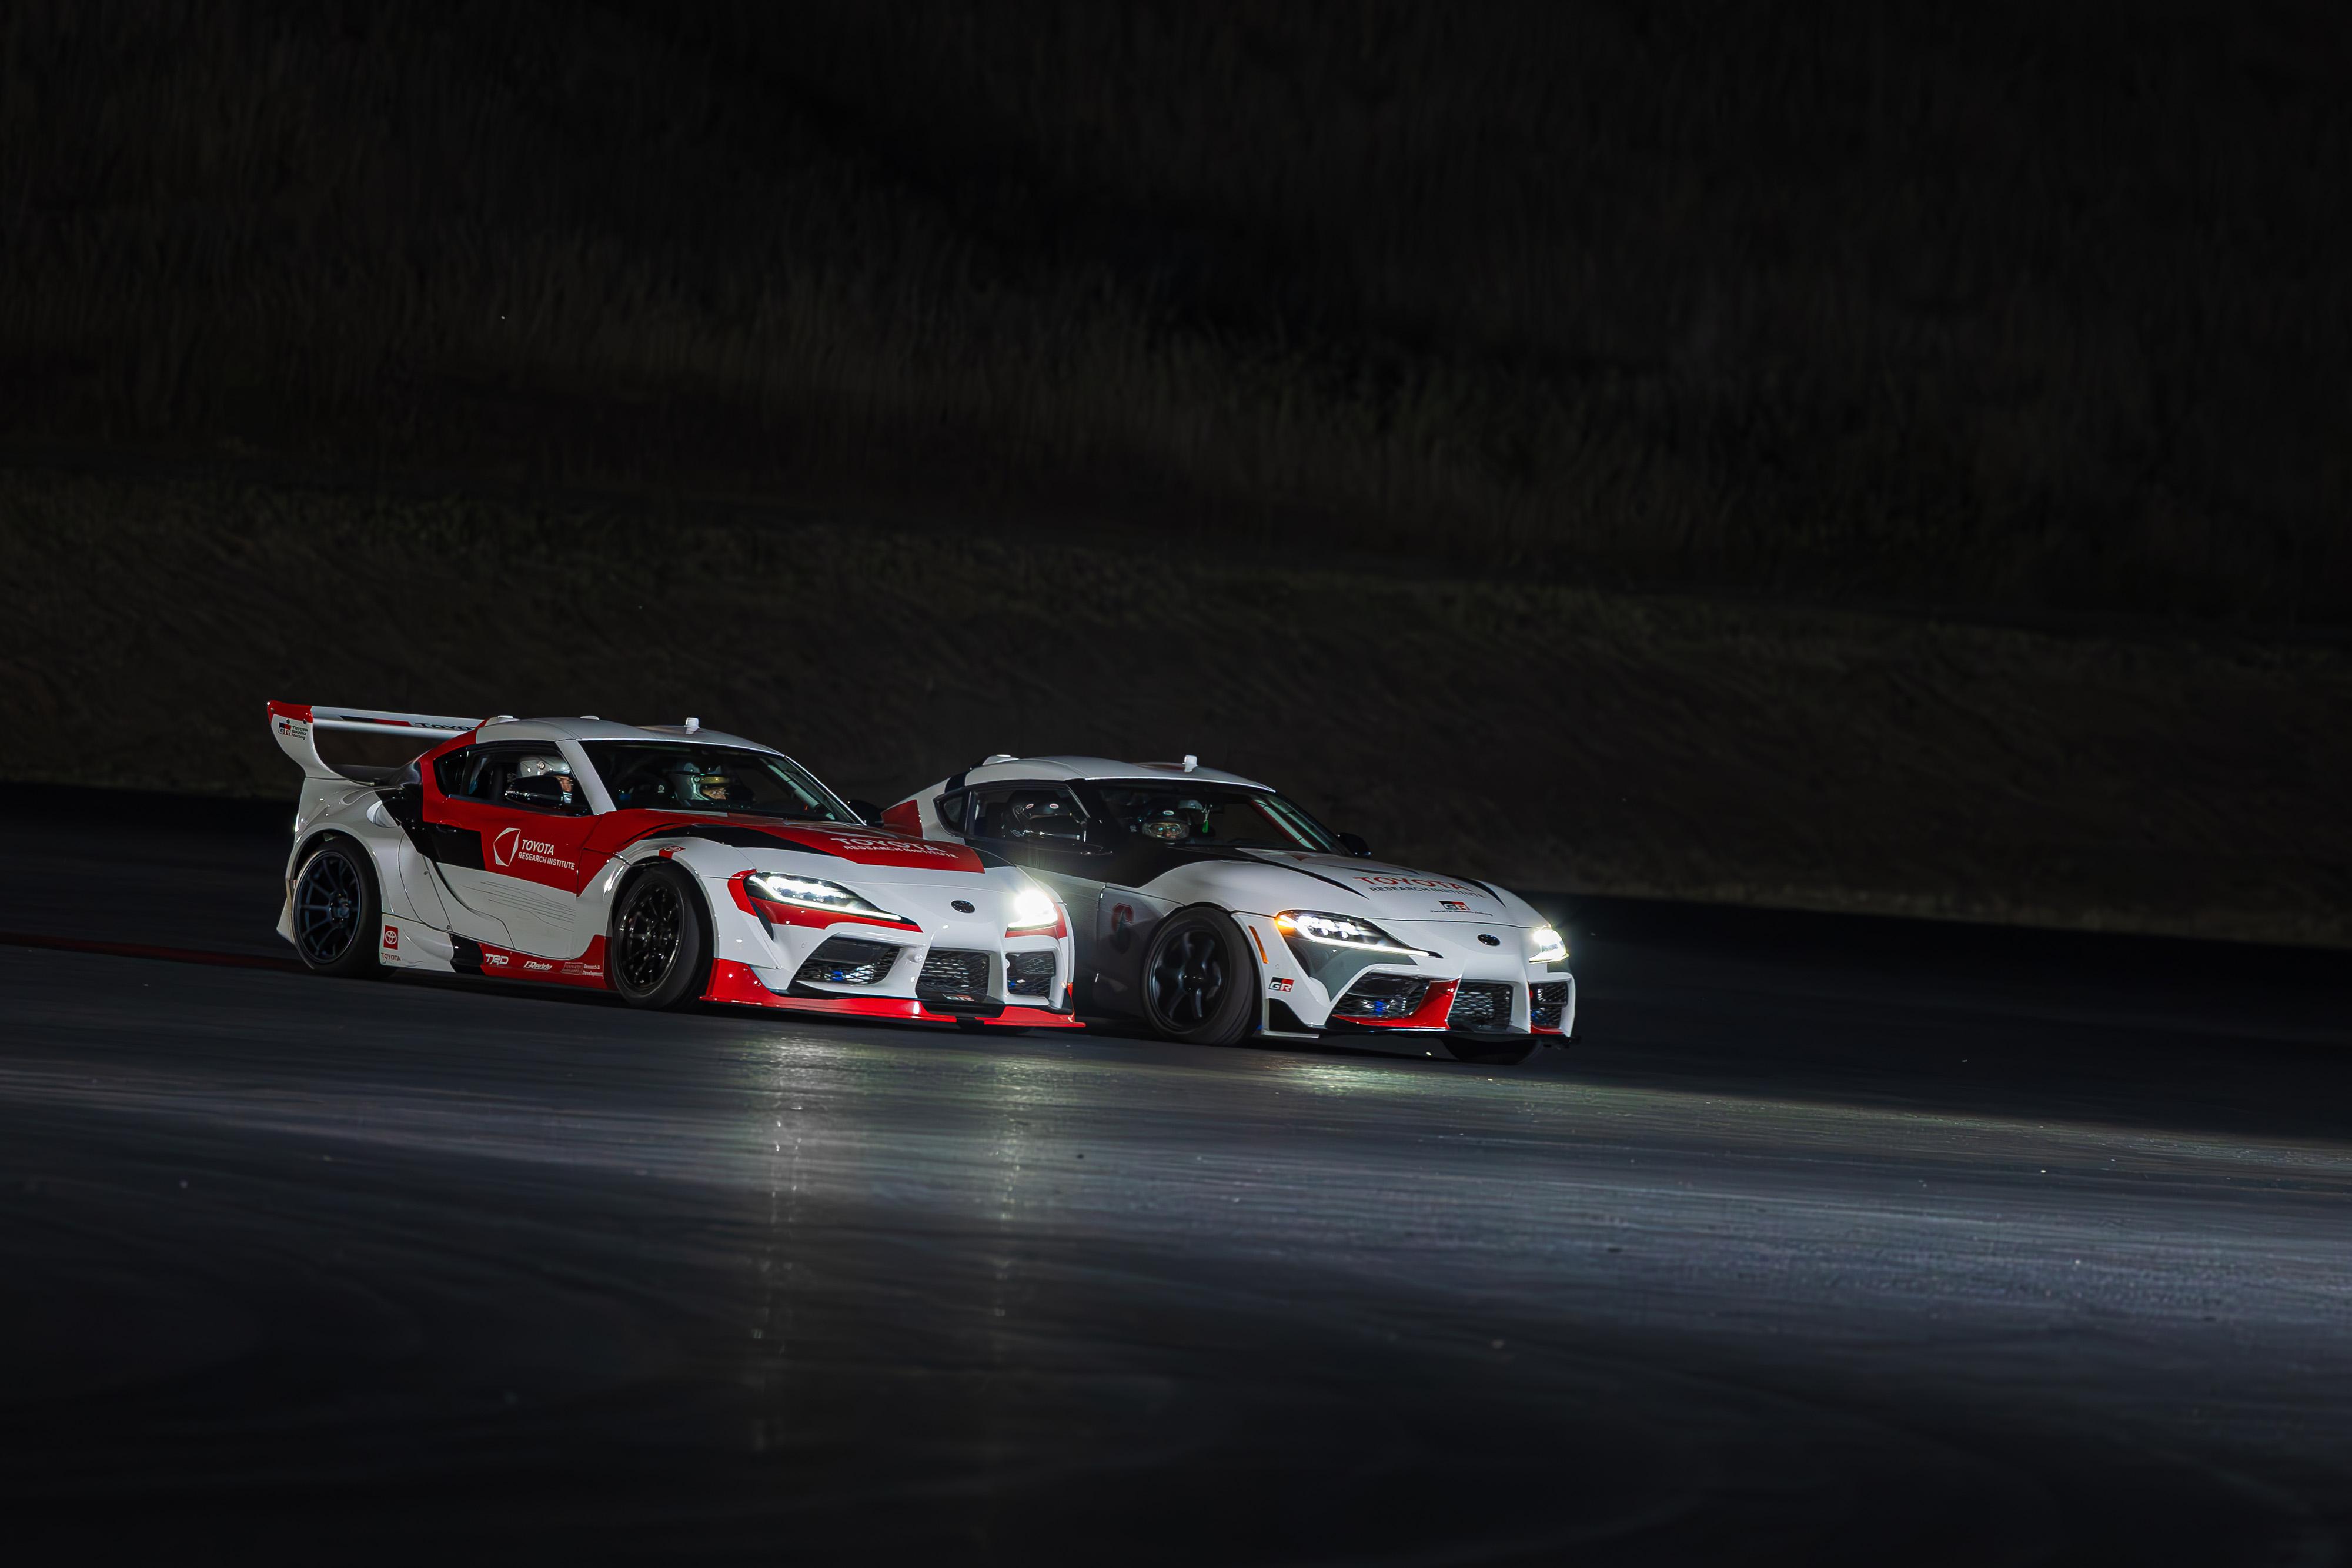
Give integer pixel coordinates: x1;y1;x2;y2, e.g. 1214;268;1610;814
293;837;383;979
610;862;710;1008
1141;907;1258;1046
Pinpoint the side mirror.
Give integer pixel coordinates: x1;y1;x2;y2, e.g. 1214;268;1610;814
847;798;886;827
503;775;583;813
1336;832;1371;857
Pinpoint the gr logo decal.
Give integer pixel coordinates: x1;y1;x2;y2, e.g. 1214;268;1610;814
493;827;520;867
1109;903;1137;954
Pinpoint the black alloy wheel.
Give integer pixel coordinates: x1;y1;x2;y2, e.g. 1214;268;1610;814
292;839;383;979
610;862;709;1009
1141;908;1258;1046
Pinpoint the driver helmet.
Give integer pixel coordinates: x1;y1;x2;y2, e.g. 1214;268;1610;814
1138;805;1195;842
691;769;741;803
1008;793;1075;832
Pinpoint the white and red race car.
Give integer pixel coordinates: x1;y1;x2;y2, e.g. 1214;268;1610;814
267;703;1078;1029
884;755;1574;1064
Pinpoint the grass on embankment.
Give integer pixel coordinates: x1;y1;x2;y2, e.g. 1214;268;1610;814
4;0;2347;623
4;466;2344;948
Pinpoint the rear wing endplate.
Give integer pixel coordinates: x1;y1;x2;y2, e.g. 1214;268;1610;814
266;700;480;781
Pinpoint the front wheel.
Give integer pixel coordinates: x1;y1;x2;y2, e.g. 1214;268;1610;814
292;838;385;979
1141;908;1258;1046
609;863;710;1009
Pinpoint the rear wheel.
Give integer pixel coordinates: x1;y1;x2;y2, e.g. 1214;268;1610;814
610;863;709;1009
292;838;383;979
1443;1037;1535;1066
1141;908;1258;1046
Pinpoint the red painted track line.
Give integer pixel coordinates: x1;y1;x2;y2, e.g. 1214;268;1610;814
0;931;304;972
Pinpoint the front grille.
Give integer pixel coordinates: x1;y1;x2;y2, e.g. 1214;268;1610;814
1006;951;1057;997
1333;972;1432;1021
794;935;900;987
1529;981;1569;1029
917;948;992;1000
1448;981;1514;1031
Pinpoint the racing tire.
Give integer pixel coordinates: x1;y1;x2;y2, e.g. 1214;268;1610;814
291;837;385;979
609;862;710;1009
1443;1037;1536;1066
1140;907;1258;1047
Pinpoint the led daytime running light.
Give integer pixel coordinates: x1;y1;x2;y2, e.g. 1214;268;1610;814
1528;925;1568;964
746;871;897;921
1274;910;1420;955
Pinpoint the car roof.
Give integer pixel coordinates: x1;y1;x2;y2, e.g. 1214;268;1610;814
954;755;1272;790
475;717;783;754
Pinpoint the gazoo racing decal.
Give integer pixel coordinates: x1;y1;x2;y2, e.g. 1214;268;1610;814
1268;976;1295;993
492;827;579;876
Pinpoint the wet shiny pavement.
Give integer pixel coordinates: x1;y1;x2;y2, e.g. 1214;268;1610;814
2;793;2348;1563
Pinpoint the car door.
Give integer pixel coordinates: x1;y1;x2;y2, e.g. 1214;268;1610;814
425;743;603;958
963;783;1114;959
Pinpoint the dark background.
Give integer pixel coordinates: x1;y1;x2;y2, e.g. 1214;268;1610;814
3;0;2347;940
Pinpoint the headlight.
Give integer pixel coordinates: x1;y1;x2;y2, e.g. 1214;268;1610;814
1005;882;1067;937
746;871;896;920
1528;925;1567;964
1274;910;1419;955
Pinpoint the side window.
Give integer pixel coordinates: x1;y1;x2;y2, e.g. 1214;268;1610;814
970;785;1087;843
433;747;498;801
433;746;584;814
936;793;967;833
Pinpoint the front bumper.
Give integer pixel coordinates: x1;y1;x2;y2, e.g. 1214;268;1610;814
1234;912;1575;1039
703;959;1083;1027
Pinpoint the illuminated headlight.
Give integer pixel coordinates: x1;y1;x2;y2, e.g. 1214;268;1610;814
1528;925;1567;964
1275;910;1419;955
747;871;896;920
1008;885;1058;932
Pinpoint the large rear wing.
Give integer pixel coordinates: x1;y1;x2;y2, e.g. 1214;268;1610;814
267;700;480;781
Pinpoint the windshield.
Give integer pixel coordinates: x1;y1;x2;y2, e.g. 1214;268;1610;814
1093;783;1339;852
580;742;854;822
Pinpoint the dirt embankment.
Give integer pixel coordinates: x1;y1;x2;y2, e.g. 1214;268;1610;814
5;467;2344;947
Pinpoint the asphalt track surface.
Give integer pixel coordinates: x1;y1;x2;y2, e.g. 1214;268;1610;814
3;789;2348;1564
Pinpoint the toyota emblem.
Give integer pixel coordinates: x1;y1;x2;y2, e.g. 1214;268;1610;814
951;900;976;914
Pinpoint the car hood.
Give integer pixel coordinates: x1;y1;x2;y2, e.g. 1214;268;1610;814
1230;849;1516;923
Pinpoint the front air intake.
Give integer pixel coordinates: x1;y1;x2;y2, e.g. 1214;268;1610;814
917;948;992;1002
794;936;901;987
1006;951;1057;997
1529;982;1569;1029
1447;981;1514;1031
1332;973;1432;1021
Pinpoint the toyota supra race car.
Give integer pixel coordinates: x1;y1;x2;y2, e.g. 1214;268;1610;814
267;703;1078;1029
884;756;1574;1064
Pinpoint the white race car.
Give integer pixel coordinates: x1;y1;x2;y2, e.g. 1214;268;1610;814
266;703;1079;1031
884;756;1573;1063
